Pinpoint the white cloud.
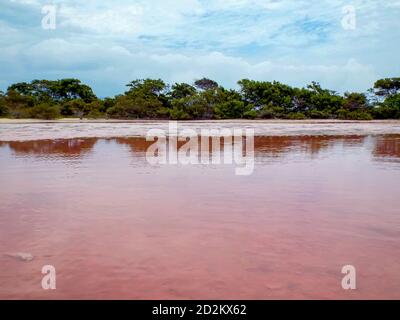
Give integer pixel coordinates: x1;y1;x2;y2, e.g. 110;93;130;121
0;38;376;96
0;0;399;95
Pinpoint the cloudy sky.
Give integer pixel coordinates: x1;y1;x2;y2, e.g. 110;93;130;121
1;0;399;97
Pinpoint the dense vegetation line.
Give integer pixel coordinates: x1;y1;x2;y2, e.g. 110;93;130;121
0;77;399;120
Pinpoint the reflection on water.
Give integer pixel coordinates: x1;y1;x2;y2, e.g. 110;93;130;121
2;135;400;164
0;135;400;299
372;135;400;163
1;139;98;158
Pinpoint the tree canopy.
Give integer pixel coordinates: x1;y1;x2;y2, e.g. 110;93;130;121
373;78;400;97
0;77;399;120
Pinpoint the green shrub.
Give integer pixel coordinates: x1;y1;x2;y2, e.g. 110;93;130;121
258;105;286;119
29;104;60;120
372;94;400;119
336;108;349;120
307;109;332;119
86;110;104;119
2;77;400;120
372;106;395;119
243;110;257;119
336;108;373;120
287;112;307;120
60;99;85;117
9;108;31;119
346;111;373;120
0;101;8;117
258;109;274;119
169;108;191;120
214;100;248;119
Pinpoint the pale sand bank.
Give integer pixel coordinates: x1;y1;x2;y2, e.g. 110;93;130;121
1;119;400;141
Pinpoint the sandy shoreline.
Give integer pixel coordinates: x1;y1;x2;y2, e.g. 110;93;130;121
1;119;400;142
1;118;400;124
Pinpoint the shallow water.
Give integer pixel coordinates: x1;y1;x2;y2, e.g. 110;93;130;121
0;131;400;299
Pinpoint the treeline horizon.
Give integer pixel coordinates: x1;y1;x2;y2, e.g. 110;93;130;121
0;77;399;120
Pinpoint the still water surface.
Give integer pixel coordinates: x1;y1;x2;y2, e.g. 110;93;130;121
0;131;400;299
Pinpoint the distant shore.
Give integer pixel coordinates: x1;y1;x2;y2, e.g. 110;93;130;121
1;118;400;124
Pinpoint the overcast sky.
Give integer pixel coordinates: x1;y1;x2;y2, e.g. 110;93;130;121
1;0;399;97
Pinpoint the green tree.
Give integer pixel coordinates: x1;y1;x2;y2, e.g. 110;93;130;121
60;99;104;119
52;79;97;102
113;79;167;118
169;80;223;120
214;100;247;119
373;93;400;119
103;97;116;113
126;79;166;97
169;94;207;120
170;83;197;99
4;89;35;118
108;94;165;119
373;78;400;97
194;78;219;91
8;79;97;103
343;92;368;110
3;76;400;120
0;91;8;117
213;88;253;119
238;79;294;112
305;82;344;114
369;78;400;119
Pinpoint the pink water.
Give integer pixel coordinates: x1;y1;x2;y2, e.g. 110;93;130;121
0;133;400;299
